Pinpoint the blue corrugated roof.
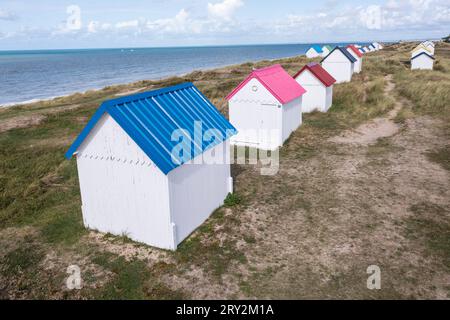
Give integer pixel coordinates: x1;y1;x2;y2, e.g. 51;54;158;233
65;82;237;174
321;46;357;63
311;45;323;53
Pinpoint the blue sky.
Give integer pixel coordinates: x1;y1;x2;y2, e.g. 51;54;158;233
0;0;449;50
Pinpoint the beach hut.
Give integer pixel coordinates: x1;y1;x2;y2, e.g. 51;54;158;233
411;44;433;58
226;64;306;150
422;41;435;54
411;52;435;70
371;42;381;50
293;62;336;113
321;45;333;57
346;45;363;73
358;48;365;54
306;45;324;58
65;83;237;250
362;47;370;53
368;44;376;51
321;47;356;83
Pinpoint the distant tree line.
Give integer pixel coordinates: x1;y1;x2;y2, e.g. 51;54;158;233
443;35;450;43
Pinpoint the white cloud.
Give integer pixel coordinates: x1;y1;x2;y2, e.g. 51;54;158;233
88;21;99;33
0;9;18;21
278;0;450;35
3;0;449;48
208;0;244;21
116;20;140;29
147;9;203;34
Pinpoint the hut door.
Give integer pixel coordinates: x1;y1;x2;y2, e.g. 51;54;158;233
258;103;277;147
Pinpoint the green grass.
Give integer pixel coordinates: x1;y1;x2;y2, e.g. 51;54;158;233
91;251;185;299
1;241;44;277
394;57;450;120
0;42;449;299
405;202;450;270
175;208;247;279
40;211;87;245
92;252;151;299
224;192;242;207
426;146;450;172
366;137;405;157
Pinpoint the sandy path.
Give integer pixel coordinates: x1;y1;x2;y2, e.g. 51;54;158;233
187;74;450;299
329;75;402;145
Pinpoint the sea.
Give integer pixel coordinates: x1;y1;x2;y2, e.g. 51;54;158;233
0;43;366;106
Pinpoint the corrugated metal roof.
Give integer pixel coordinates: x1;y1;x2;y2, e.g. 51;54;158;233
293;62;336;87
311;45;323;53
411;44;432;54
65;82;237;175
321;47;357;63
226;64;306;104
347;45;363;58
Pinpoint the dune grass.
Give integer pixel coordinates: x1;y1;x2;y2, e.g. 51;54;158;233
0;42;449;299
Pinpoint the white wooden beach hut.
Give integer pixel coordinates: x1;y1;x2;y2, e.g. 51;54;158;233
226;64;306;150
362;47;370;53
65;83;237;250
411;47;432;58
321;45;333;57
372;42;382;50
411;52;435;70
422;41;435;54
321;47;356;83
293;62;336;113
346;45;363;73
306;45;324;58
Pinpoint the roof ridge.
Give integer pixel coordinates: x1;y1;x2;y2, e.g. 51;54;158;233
102;82;194;108
411;51;435;60
293;63;336;87
253;64;282;74
226;64;305;104
65;83;237;174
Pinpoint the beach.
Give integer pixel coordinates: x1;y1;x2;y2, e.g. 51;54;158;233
1;41;450;299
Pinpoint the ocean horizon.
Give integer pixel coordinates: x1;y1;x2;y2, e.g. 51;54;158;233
0;42;370;106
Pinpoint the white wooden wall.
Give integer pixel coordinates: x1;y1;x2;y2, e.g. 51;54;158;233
347;49;362;73
321;50;354;83
306;48;320;58
229;78;283;150
295;69;328;113
168;141;232;246
321;47;330;57
325;86;333;112
76;114;234;250
281;97;302;143
76;114;174;249
411;55;434;70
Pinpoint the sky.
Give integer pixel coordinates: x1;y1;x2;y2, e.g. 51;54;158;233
0;0;449;50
